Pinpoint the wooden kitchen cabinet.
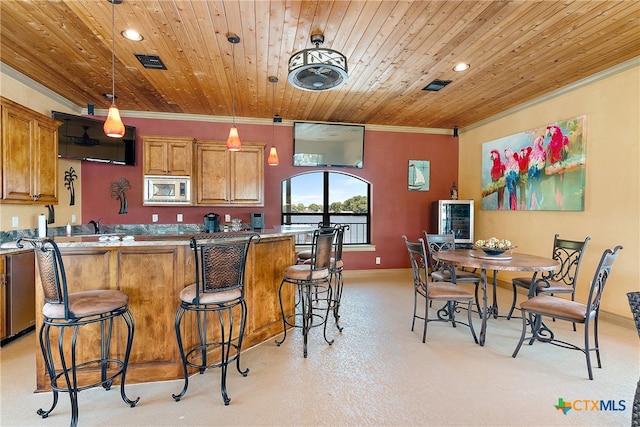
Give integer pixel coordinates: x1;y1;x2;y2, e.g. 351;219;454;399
1;97;61;204
194;141;264;206
142;136;194;176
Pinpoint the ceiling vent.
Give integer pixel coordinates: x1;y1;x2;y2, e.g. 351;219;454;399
423;79;452;91
134;54;167;70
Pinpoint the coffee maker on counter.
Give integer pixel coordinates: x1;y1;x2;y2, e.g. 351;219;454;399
204;213;220;233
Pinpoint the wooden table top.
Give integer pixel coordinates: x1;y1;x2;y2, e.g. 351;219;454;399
432;249;559;272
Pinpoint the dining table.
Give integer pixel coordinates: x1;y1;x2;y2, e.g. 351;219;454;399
431;249;559;346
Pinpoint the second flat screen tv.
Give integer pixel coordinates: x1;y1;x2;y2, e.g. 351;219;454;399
293;121;364;168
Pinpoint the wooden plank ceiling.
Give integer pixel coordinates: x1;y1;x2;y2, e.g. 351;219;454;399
1;0;639;129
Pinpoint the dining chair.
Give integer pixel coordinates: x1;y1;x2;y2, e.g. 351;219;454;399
172;232;259;405
17;237;139;427
512;245;622;380
507;234;590;330
403;235;477;344
276;227;337;357
627;291;640;427
423;231;482;315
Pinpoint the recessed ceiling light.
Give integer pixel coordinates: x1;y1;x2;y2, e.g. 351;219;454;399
453;63;470;72
121;29;143;41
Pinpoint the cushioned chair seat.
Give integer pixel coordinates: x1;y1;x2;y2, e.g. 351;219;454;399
432;269;478;282
427;282;476;300
513;277;574;294
42;290;128;319
519;295;589;322
179;283;241;304
296;249;312;263
283;264;330;281
330;258;343;269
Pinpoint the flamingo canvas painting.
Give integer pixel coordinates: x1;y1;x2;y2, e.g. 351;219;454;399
480;115;587;211
408;160;430;191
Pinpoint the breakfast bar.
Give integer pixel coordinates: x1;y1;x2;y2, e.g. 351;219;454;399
27;227;311;391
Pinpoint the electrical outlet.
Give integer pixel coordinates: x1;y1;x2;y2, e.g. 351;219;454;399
375;256;381;265
152;214;158;223
177;213;183;222
12;216;19;227
71;214;77;223
225;214;231;222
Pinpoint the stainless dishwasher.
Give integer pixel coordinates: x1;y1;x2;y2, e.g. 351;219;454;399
4;251;36;342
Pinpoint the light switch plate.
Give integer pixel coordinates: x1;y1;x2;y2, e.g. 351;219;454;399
152;214;158;223
71;214;77;223
12;216;19;227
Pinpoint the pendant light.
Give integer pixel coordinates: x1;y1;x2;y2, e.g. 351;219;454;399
226;34;241;151
267;76;280;166
103;0;125;138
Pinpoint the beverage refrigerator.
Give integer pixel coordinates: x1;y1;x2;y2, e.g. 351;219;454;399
431;200;475;248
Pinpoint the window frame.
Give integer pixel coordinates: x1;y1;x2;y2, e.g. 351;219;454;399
281;171;371;245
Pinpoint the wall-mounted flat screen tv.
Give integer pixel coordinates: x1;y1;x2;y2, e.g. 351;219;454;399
53;111;136;165
293;121;364;168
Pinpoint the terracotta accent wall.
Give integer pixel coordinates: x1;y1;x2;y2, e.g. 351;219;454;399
81;116;458;269
458;65;639;321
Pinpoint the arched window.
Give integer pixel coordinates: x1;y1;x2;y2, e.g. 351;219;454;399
281;171;371;244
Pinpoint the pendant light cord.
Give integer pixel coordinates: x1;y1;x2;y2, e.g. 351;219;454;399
271;79;275;143
111;0;116;106
231;42;236;126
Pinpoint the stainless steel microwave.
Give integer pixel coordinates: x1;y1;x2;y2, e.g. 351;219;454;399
143;175;191;205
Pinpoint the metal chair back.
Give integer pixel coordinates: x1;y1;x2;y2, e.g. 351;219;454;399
545;233;590;287
17;238;71;318
190;232;259;303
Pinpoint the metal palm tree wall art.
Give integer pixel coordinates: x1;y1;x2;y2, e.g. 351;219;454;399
64;167;77;205
110;177;131;214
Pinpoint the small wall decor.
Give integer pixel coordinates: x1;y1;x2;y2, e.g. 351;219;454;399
64;167;77;206
480;115;587;211
46;205;55;224
110;177;131;214
408;160;430;191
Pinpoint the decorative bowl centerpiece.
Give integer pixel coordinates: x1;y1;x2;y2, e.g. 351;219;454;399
474;237;515;256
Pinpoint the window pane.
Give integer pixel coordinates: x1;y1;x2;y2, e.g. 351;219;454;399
282;172;323;213
328;173;368;213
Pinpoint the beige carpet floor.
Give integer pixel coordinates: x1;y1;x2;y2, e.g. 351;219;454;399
1;269;638;427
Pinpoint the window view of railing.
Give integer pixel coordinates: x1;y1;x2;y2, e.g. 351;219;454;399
281;171;370;245
281;214;369;245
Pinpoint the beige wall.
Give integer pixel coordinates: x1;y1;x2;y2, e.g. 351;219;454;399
0;71;83;230
458;65;640;321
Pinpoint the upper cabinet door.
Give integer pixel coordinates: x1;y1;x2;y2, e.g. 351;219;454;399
194;141;264;206
1;97;60;204
142;136;194;176
230;145;264;206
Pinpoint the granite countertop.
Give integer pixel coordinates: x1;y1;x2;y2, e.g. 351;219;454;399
0;225;315;254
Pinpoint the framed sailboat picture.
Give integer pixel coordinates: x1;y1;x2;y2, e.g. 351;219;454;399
408;160;430;191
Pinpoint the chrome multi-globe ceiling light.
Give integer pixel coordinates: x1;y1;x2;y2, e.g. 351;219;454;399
288;33;348;91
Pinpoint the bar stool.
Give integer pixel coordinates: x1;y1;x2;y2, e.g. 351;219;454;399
17;237;139;427
329;224;348;331
172;232;259;405
276;227;336;357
